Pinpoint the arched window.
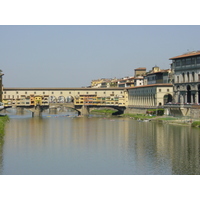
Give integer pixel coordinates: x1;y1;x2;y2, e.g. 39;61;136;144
187;85;191;103
192;72;195;82
182;73;185;83
187;72;190;82
177;75;179;83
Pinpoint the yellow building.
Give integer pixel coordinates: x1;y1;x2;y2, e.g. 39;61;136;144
34;95;43;106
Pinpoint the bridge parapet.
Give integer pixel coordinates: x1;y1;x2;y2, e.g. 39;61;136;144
49;102;75;108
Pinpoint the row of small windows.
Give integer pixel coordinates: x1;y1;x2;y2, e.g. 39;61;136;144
131;88;170;94
4;91;122;95
175;56;200;66
176;72;199;83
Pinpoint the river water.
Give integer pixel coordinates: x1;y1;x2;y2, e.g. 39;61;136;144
1;109;200;175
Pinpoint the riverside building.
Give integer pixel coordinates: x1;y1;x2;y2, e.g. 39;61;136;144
170;51;200;104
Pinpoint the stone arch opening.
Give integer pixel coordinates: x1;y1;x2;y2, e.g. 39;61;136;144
164;94;173;104
66;96;74;103
176;86;180;103
57;96;65;103
182;73;185;83
49;96;57;103
192;72;195;82
187;72;190;82
187;85;191;103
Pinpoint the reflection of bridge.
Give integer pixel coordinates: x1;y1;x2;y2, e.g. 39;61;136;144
49;102;126;115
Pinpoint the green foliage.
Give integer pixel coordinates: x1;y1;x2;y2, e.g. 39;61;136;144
146;109;164;116
191;121;200;128
0;115;9;140
91;109;117;114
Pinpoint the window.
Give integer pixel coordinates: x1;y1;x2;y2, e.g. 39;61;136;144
187;72;190;82
43;92;45;94
182;73;185;82
60;92;62;94
159;89;161;92
197;56;200;64
69;92;71;94
167;89;169;92
16;92;18;94
182;59;186;65
25;92;27;94
34;92;36;94
52;92;54;94
177;75;179;83
186;58;191;65
4;91;6;94
191;57;195;64
192;72;195;82
176;60;181;66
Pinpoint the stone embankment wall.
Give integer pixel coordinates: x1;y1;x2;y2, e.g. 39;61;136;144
124;107;147;115
125;106;200;119
190;108;200;119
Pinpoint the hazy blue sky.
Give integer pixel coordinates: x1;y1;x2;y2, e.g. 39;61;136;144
1;25;200;88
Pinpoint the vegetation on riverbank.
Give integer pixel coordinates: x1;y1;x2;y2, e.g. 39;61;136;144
0;115;9;141
91;109;117;115
122;113;200;128
191;121;200;128
121;113;156;120
147;108;164;116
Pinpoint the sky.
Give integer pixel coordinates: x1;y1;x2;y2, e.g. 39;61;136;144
1;25;200;88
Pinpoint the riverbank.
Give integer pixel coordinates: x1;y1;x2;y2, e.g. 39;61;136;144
121;113;200;127
90;109;117;115
0;115;9;141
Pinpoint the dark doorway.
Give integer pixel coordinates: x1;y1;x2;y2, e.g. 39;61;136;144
164;94;173;104
187;85;191;103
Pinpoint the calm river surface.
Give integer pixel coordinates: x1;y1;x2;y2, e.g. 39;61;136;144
1;109;200;175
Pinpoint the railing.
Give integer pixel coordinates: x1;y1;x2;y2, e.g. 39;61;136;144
164;103;193;108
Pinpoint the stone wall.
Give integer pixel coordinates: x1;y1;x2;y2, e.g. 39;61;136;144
190;107;200;119
124;107;147;115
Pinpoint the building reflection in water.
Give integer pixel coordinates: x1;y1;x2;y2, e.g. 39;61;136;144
0;131;4;174
2;115;200;175
126;121;200;175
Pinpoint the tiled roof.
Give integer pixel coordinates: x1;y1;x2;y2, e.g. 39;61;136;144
127;83;173;89
135;67;146;70
169;51;200;60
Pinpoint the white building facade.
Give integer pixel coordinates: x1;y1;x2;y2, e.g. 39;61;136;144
170;51;200;104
